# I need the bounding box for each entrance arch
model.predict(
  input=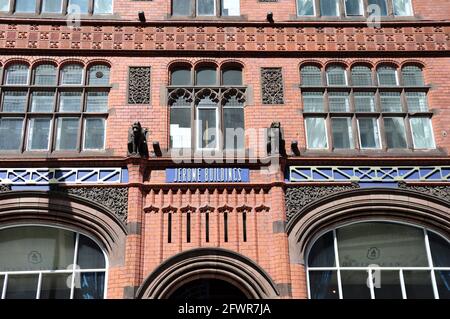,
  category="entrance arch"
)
[168,278,248,300]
